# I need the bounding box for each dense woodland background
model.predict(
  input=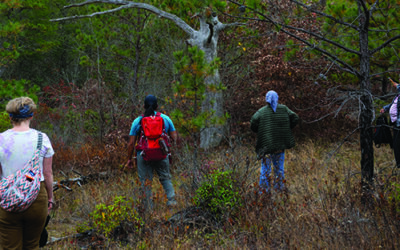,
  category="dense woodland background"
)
[1,0,400,248]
